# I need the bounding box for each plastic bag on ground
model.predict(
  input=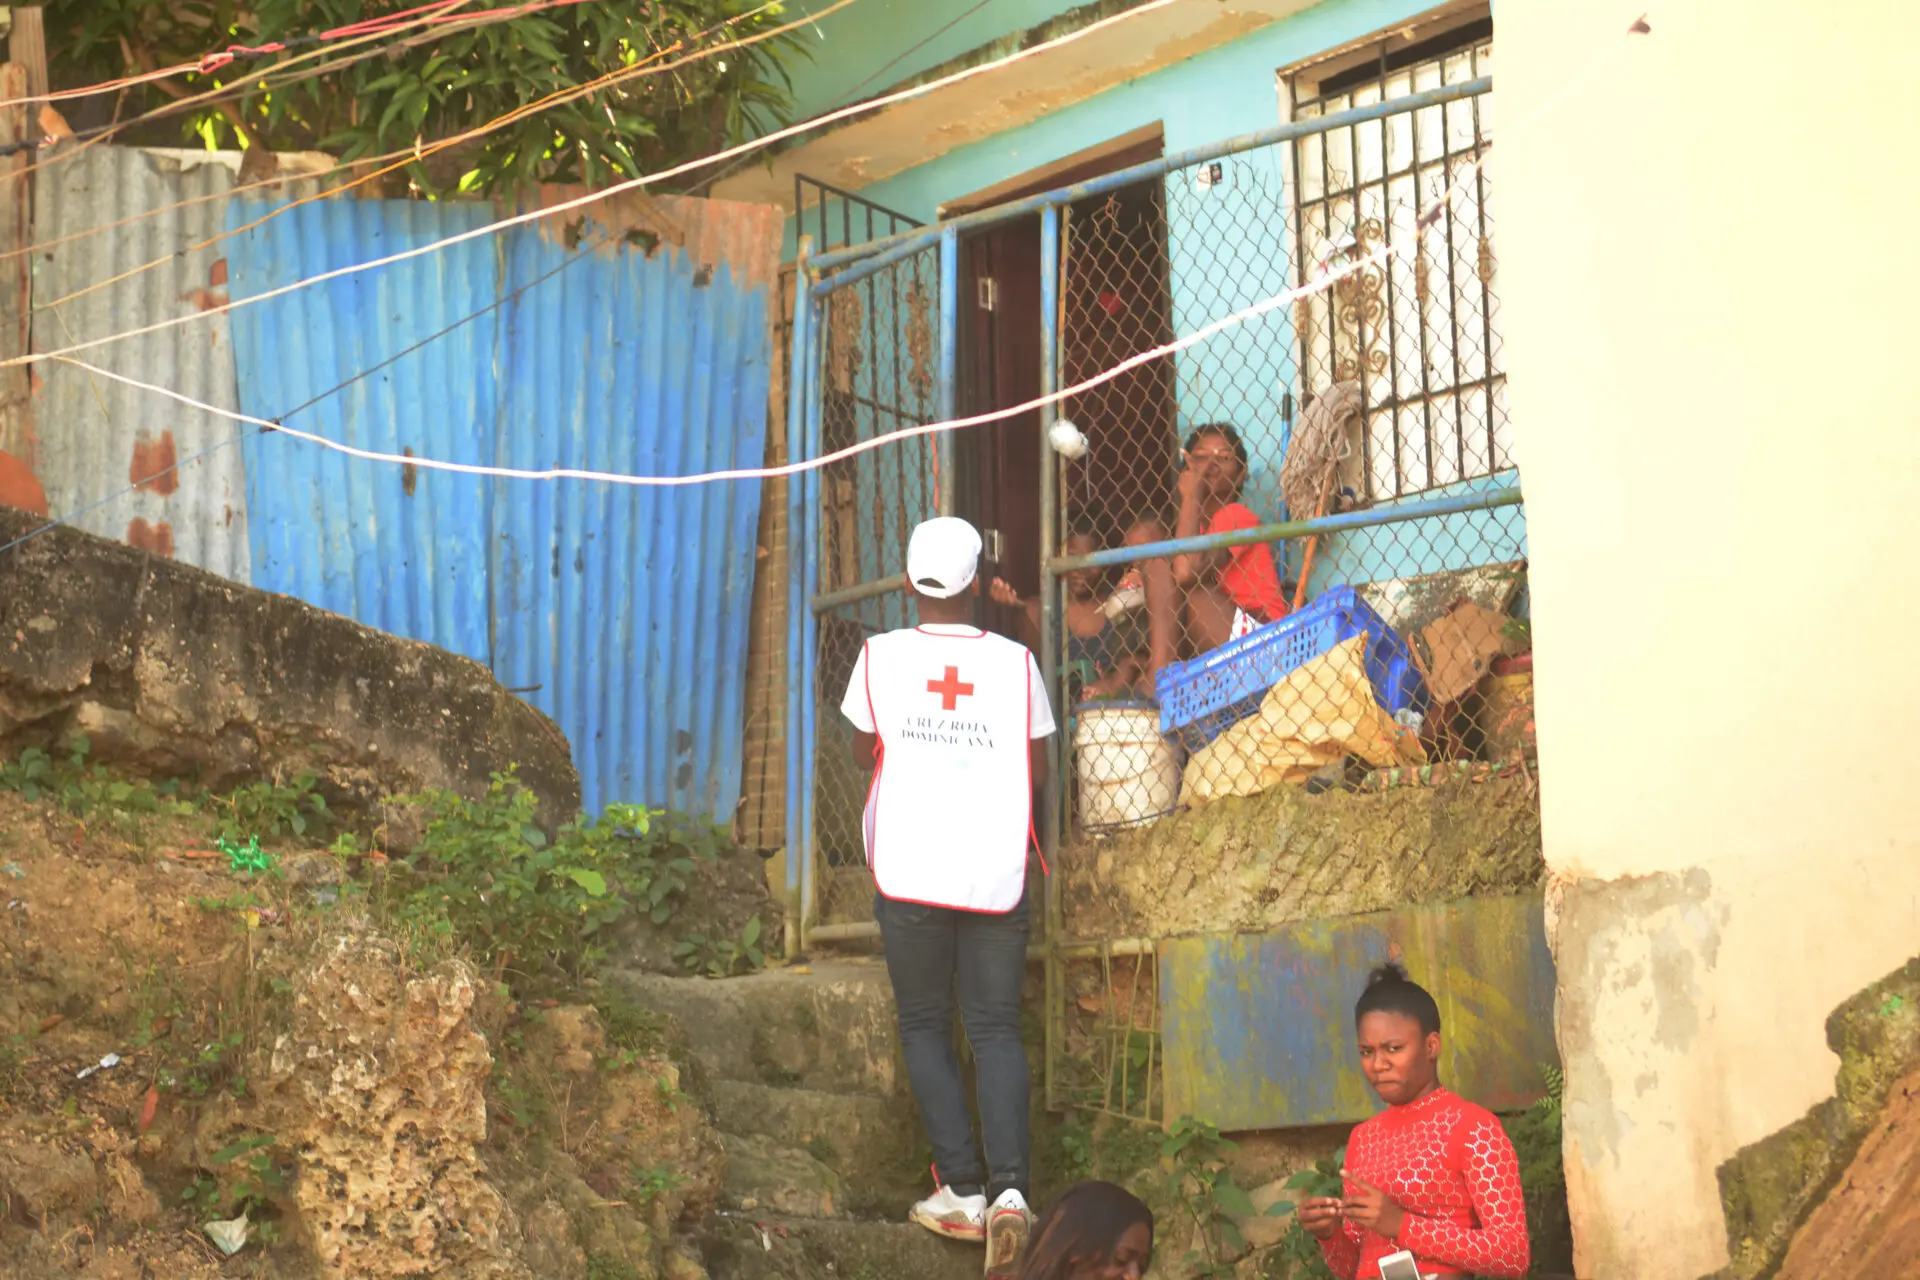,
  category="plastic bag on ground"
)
[1181,634,1426,806]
